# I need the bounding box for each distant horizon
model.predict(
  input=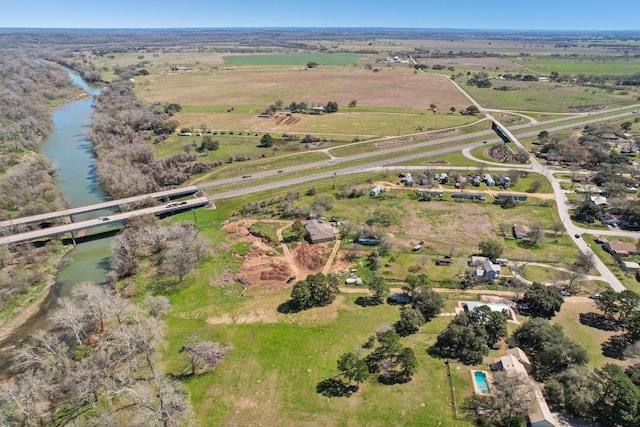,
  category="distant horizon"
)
[1,26,639,35]
[1,0,638,32]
